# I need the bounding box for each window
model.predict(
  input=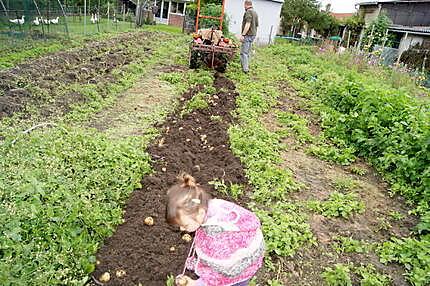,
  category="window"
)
[170,2,178,13]
[169,1,185,15]
[178,3,185,14]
